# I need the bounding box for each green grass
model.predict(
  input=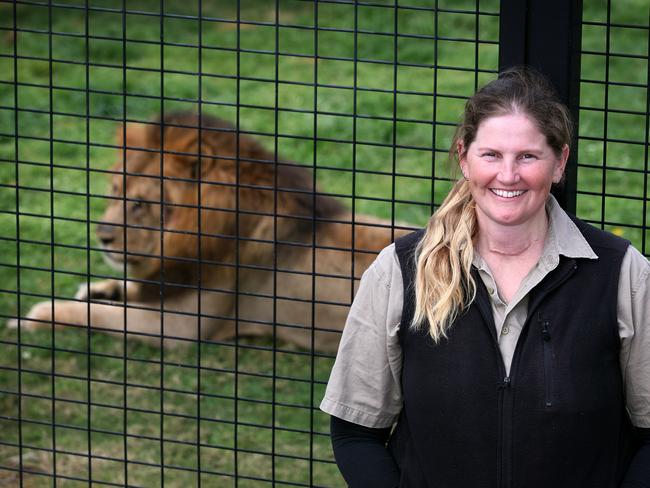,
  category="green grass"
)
[0,0,648,485]
[1,331,337,486]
